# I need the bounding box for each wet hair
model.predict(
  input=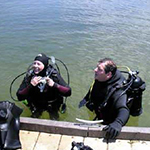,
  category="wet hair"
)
[98,58,117,75]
